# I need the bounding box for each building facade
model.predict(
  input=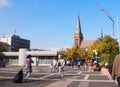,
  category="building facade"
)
[0,35,30,51]
[2,48,58,66]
